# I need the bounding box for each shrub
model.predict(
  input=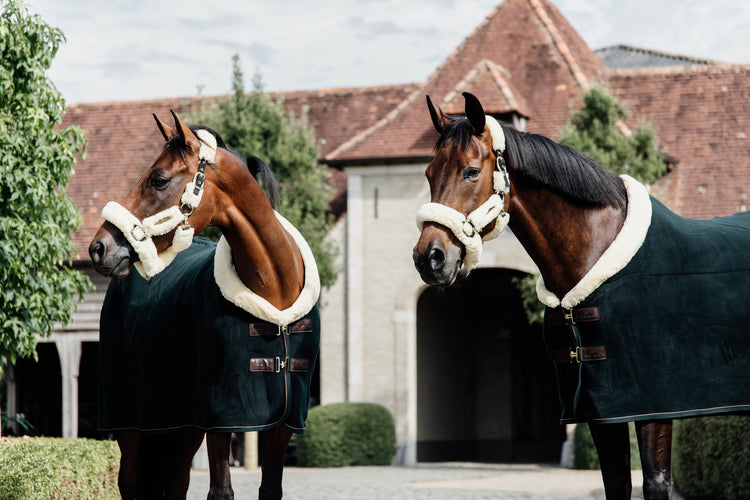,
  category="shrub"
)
[573,422,641,470]
[0,437,120,499]
[673,415,750,499]
[296,402,396,467]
